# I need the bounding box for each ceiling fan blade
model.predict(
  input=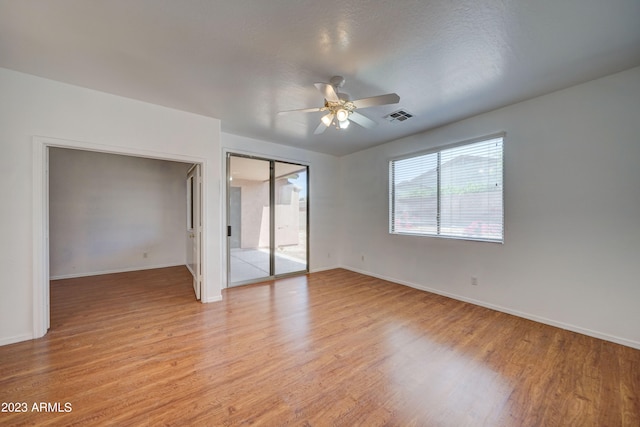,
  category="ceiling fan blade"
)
[348,111,377,129]
[352,93,400,109]
[314,83,341,102]
[313,122,328,135]
[278,106,323,114]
